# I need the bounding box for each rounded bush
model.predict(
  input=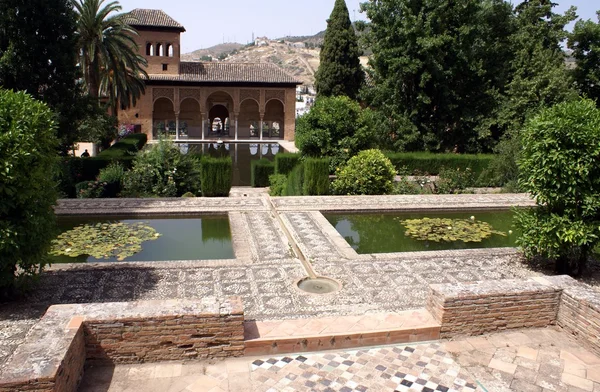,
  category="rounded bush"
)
[332,149,396,195]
